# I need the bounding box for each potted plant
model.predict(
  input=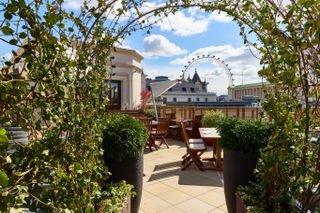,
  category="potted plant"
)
[202,110,225,128]
[202,110,225,145]
[102,113,148,213]
[215,117,271,213]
